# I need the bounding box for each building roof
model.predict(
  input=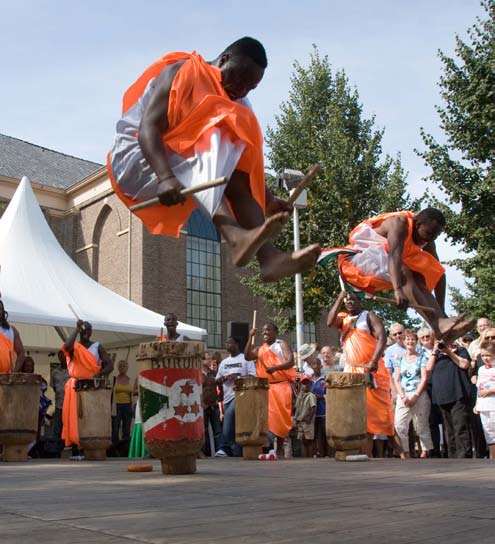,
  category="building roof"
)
[0,133,102,189]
